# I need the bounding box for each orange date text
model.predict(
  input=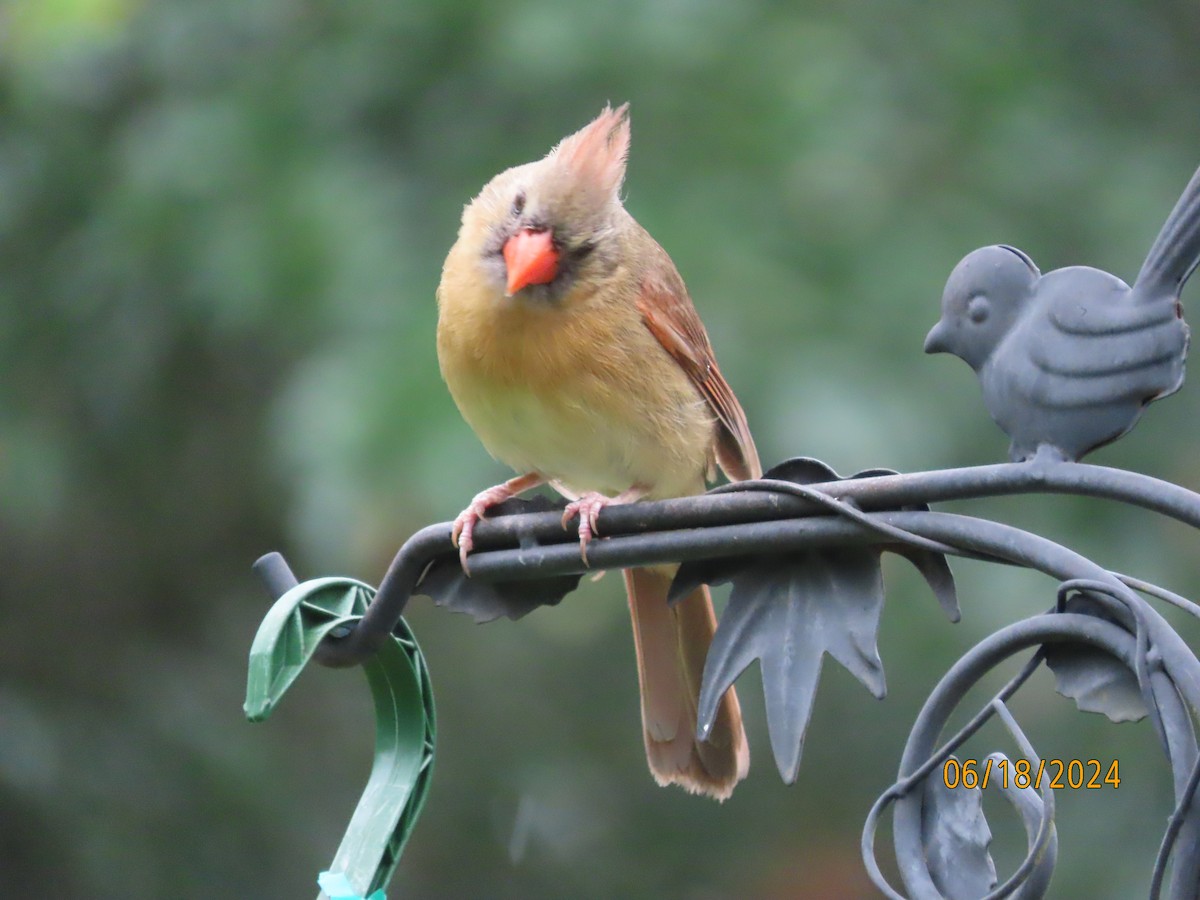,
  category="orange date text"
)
[942,757,1121,790]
